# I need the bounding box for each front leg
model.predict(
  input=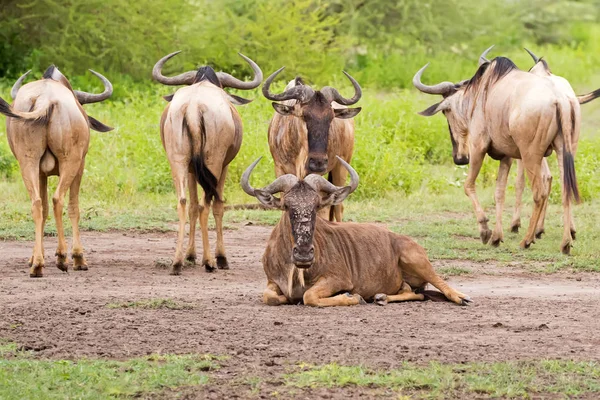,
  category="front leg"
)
[463,151,491,244]
[303,277,365,307]
[263,281,289,306]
